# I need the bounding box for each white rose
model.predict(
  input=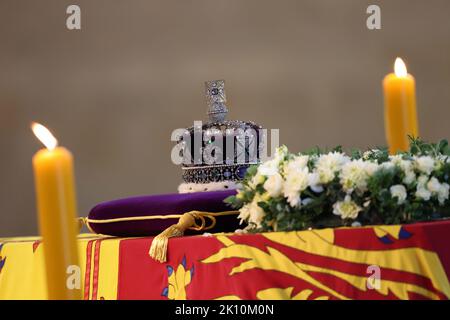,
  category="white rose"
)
[391,157,415,184]
[365,162,379,176]
[390,184,407,204]
[402,170,416,185]
[400,160,413,172]
[427,177,441,193]
[414,156,435,175]
[417,175,429,186]
[415,187,431,201]
[380,162,395,170]
[415,175,431,200]
[438,183,450,205]
[332,195,362,220]
[390,155,412,171]
[389,155,403,163]
[263,172,284,197]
